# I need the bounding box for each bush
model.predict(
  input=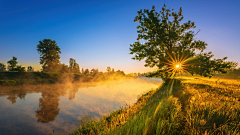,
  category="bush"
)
[0,80,16,86]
